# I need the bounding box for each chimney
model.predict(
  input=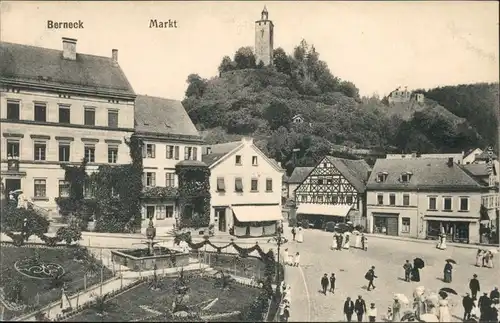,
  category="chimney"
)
[447,157,454,167]
[242,137,254,145]
[112,49,118,66]
[62,37,77,60]
[206,147,212,155]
